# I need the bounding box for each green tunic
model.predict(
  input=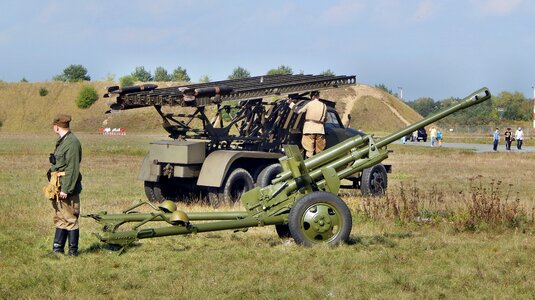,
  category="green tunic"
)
[50,131,82,195]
